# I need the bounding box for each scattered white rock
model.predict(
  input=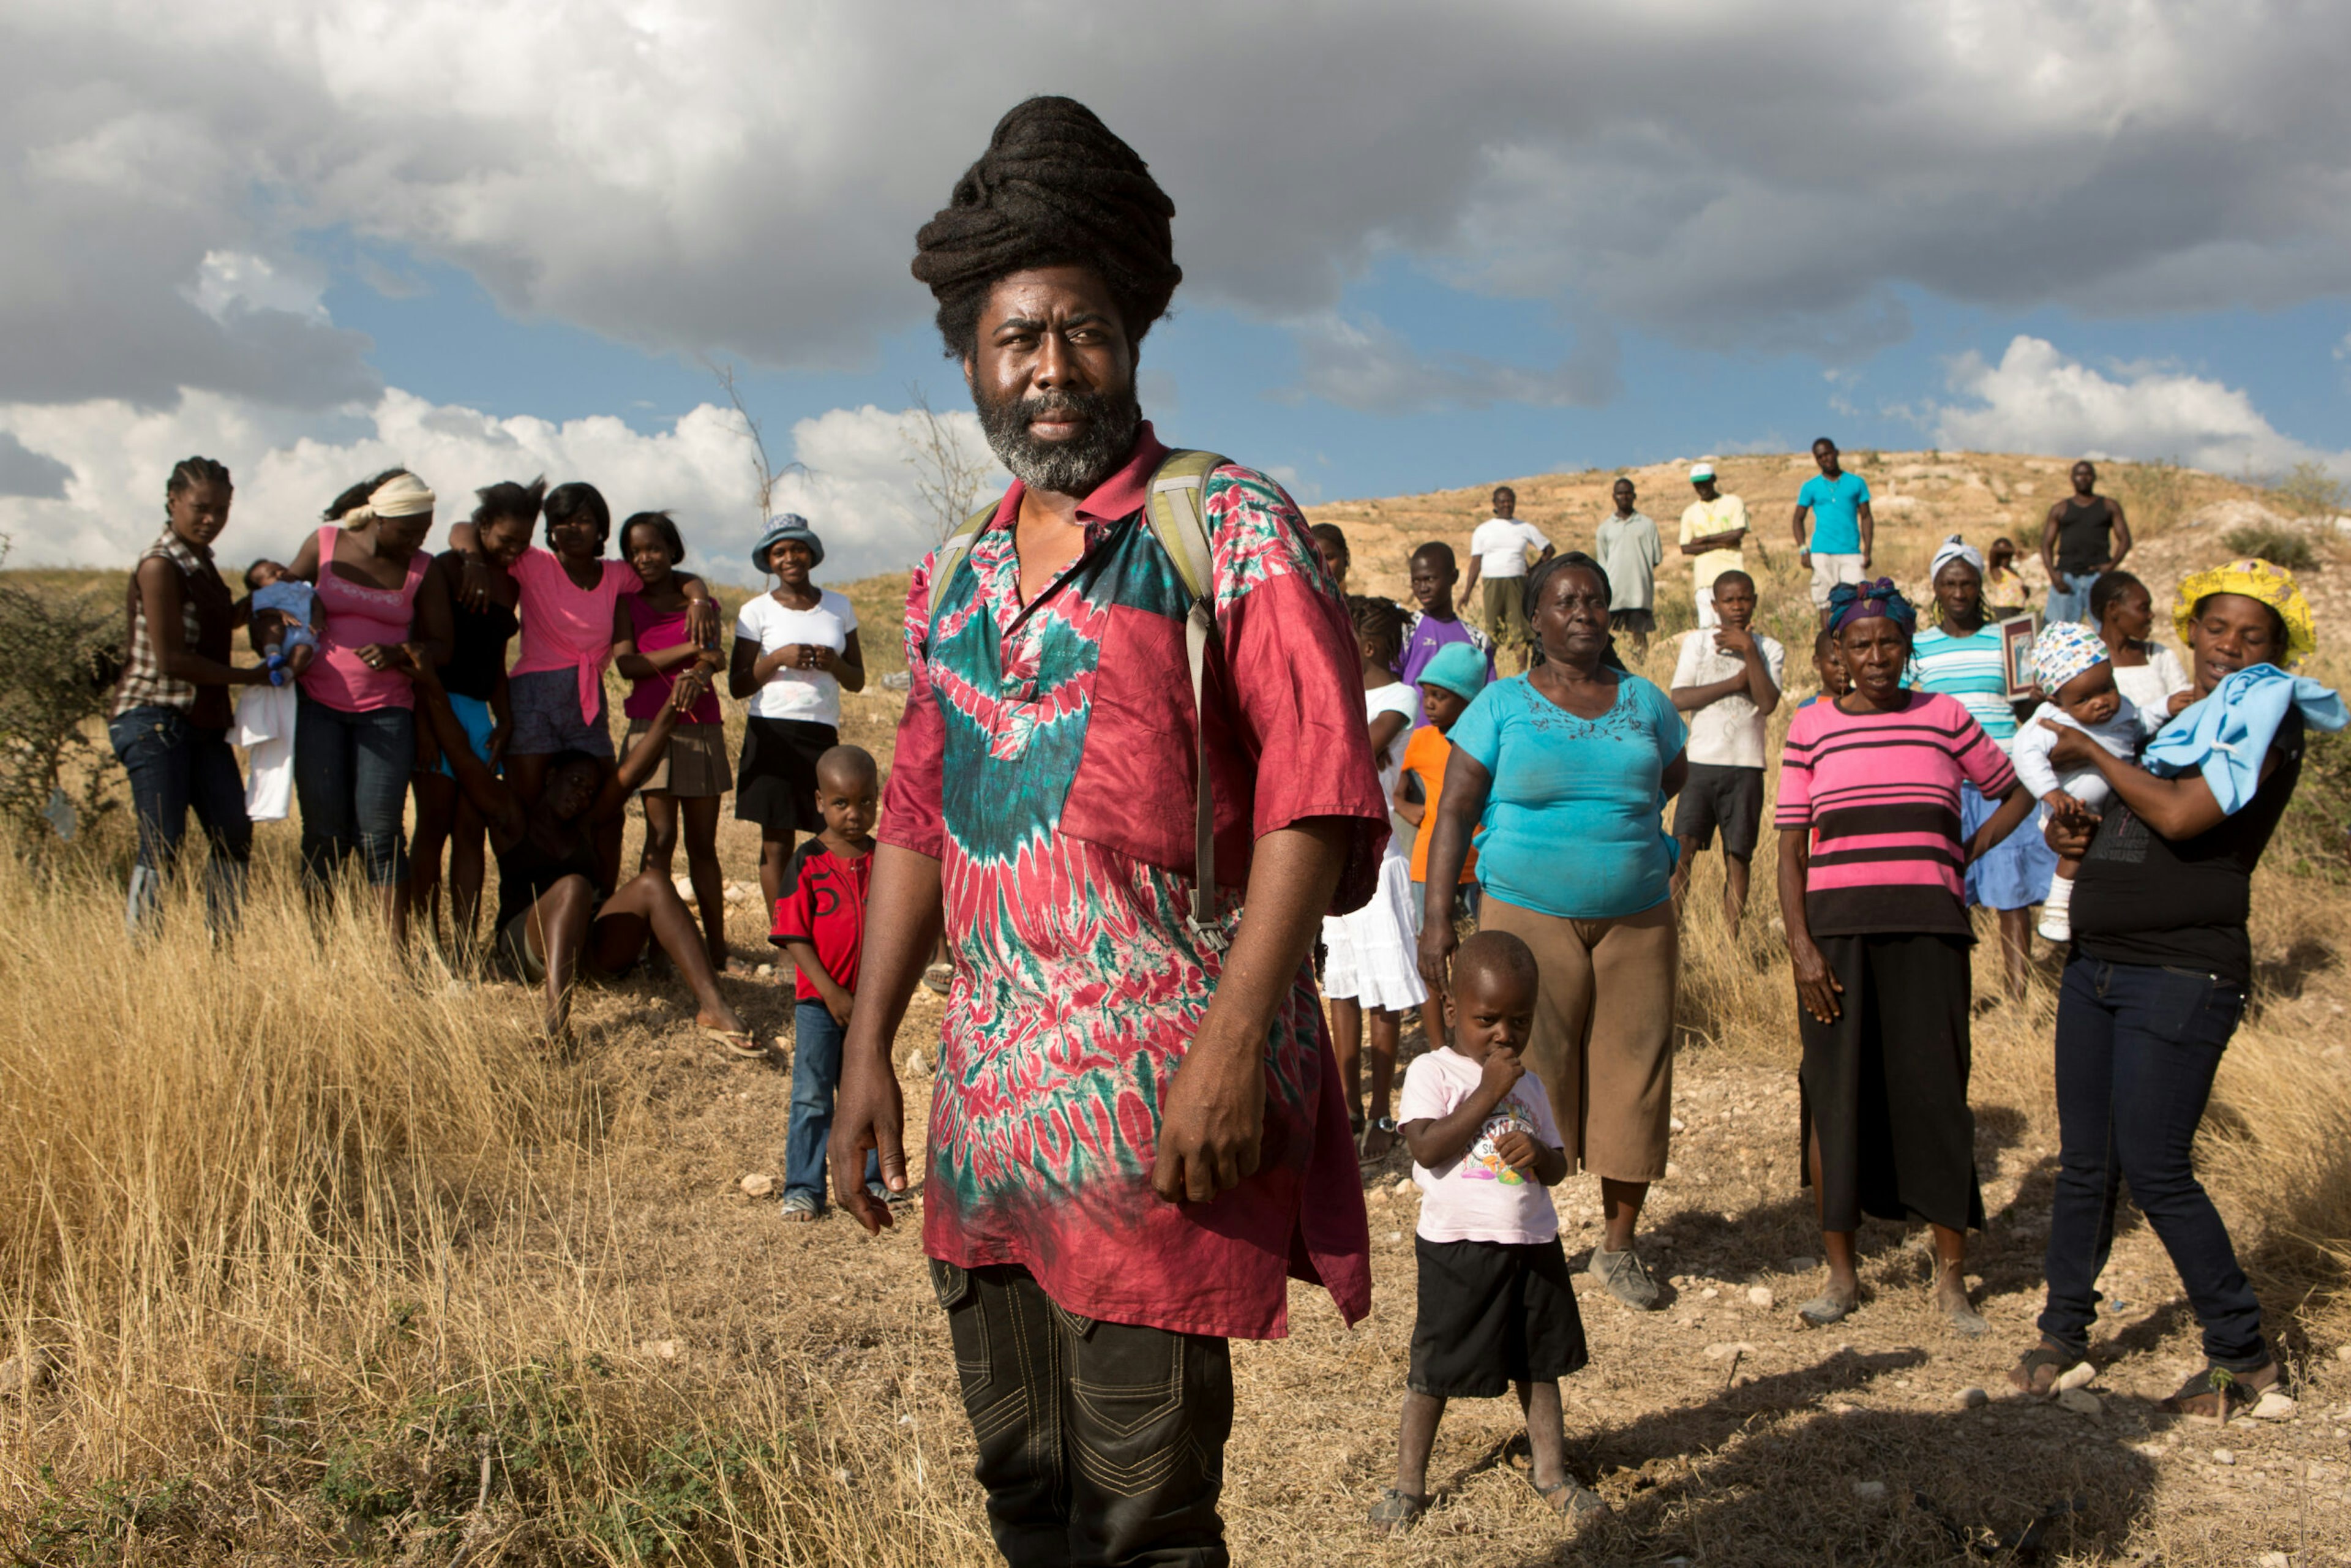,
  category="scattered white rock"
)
[2336,1345,2351,1364]
[755,963,775,978]
[1387,1231,1404,1244]
[2055,1361,2096,1393]
[2057,1388,2102,1418]
[739,1172,776,1198]
[724,884,748,904]
[1851,1480,1887,1501]
[1703,1341,1757,1361]
[833,1468,852,1486]
[1700,1287,1720,1300]
[2257,1553,2289,1568]
[1788,1256,1818,1274]
[2132,1441,2166,1458]
[2210,1448,2236,1466]
[1668,1116,1687,1132]
[1957,1387,1989,1409]
[648,1339,680,1362]
[2249,1390,2299,1421]
[1747,1286,1775,1309]
[1392,1177,1414,1195]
